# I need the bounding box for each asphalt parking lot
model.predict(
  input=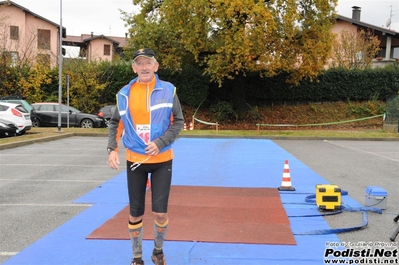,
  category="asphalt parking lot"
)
[0,136,118,264]
[0,136,398,264]
[274,139,399,244]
